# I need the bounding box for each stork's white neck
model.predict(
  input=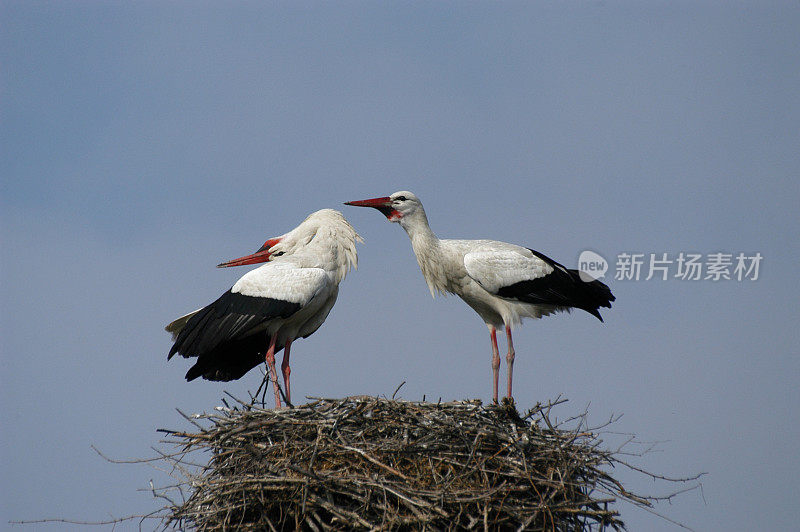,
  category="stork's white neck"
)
[399,207,435,242]
[398,207,450,296]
